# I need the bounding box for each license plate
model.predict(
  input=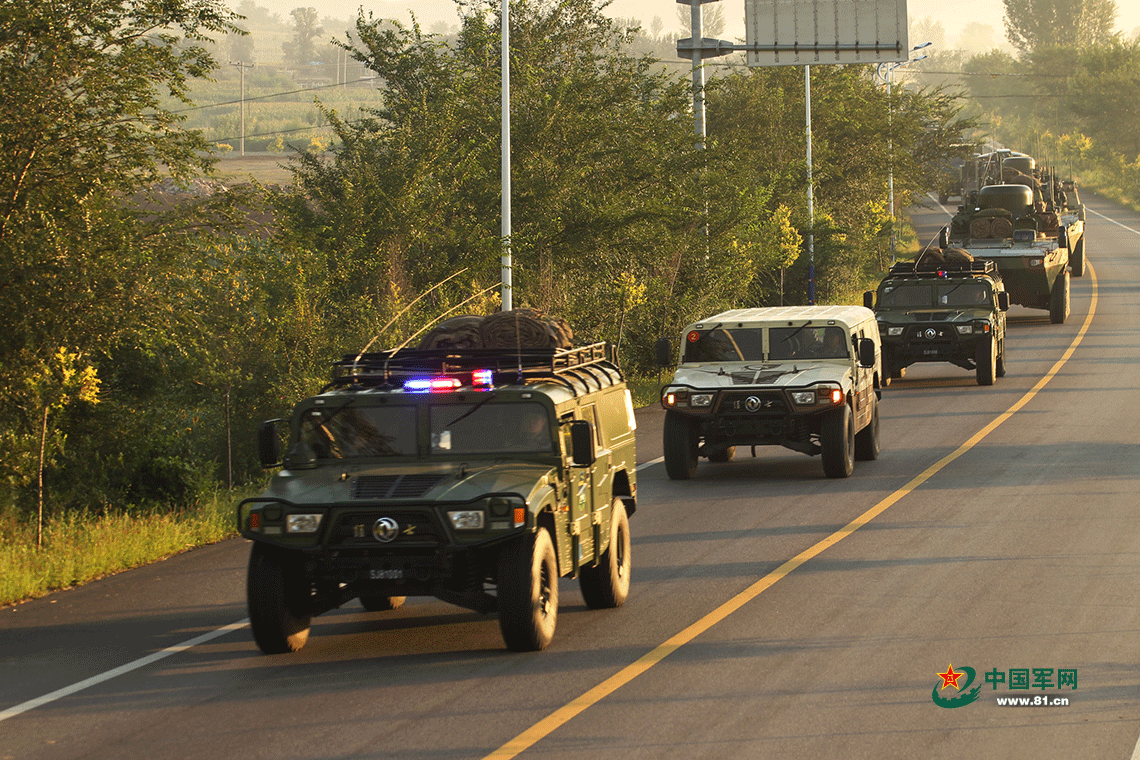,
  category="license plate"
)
[369,569,403,580]
[923,348,940,355]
